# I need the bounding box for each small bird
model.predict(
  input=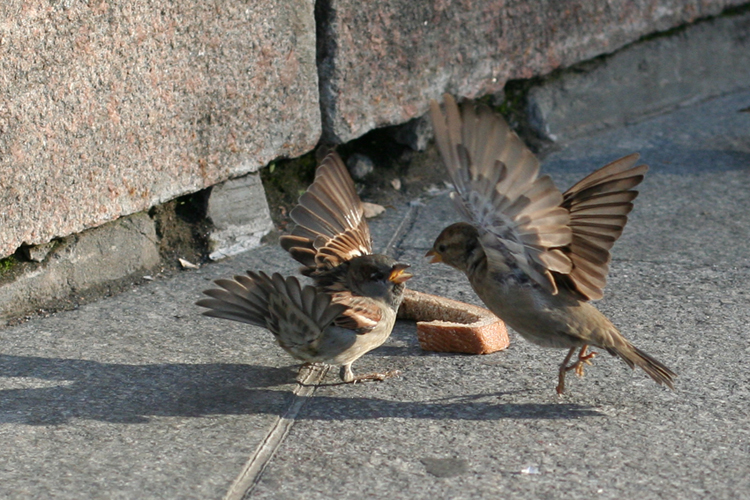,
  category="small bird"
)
[197,152,412,383]
[426,94,675,394]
